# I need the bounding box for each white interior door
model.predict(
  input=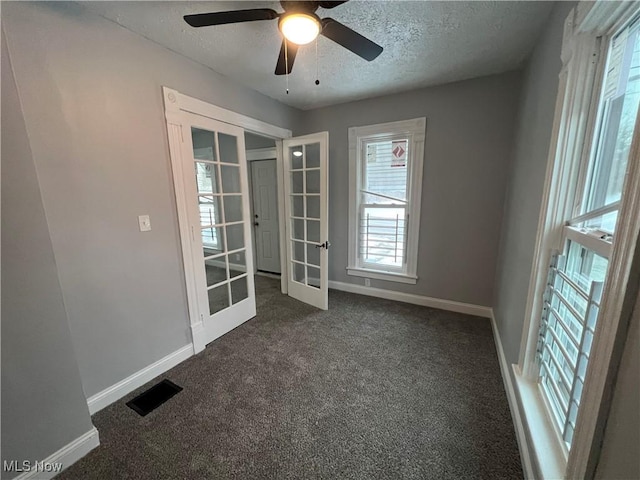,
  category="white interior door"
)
[283,132,329,310]
[251,159,281,273]
[183,113,256,347]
